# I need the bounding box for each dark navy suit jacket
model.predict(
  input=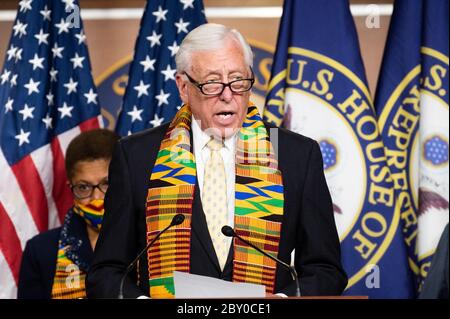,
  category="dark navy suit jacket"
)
[419,224,449,299]
[17,212,93,299]
[86,122,347,298]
